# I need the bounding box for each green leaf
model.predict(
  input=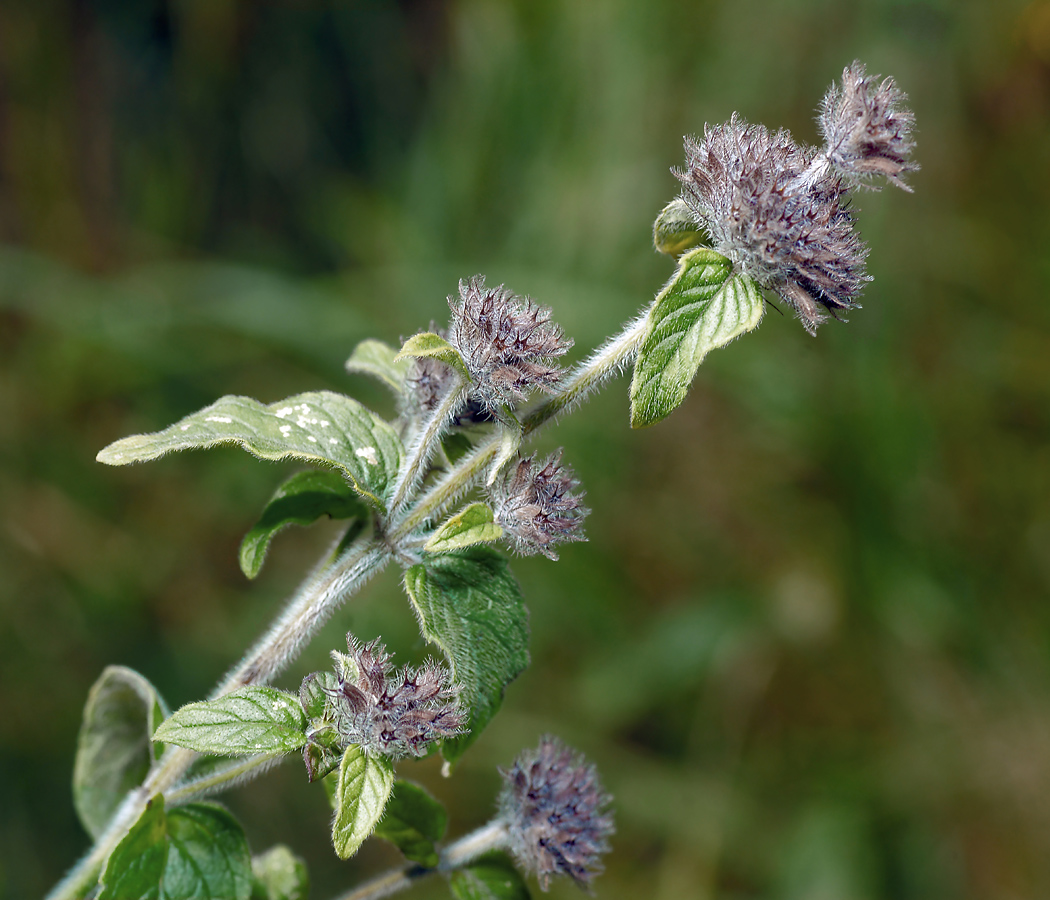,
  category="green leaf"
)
[302,740,341,783]
[394,332,471,382]
[344,338,411,393]
[154,687,307,756]
[97,391,403,512]
[331,745,395,859]
[450,853,531,900]
[298,670,338,721]
[630,248,765,428]
[425,503,503,554]
[250,845,309,900]
[373,780,448,867]
[403,548,530,765]
[240,469,366,579]
[74,666,170,839]
[652,197,707,257]
[99,796,252,900]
